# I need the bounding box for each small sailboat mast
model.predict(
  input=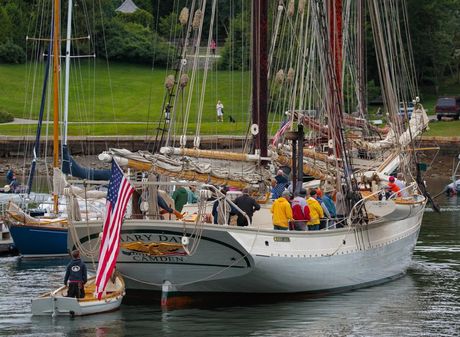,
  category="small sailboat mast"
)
[252,0,268,158]
[52,0,61,214]
[63,0,73,146]
[26,32,52,195]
